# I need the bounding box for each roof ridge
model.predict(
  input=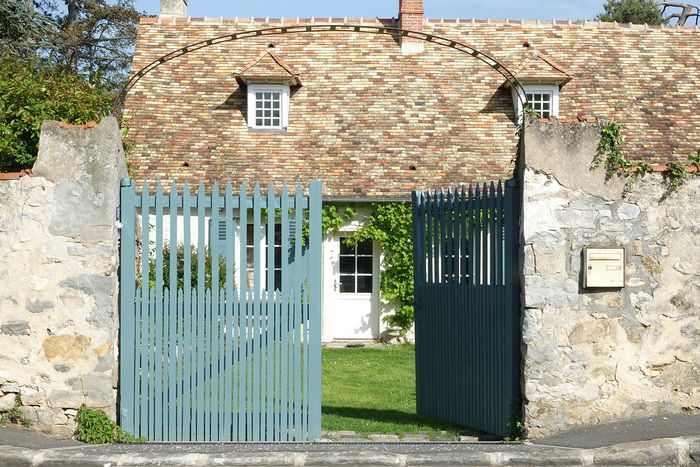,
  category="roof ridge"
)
[140,16,700,33]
